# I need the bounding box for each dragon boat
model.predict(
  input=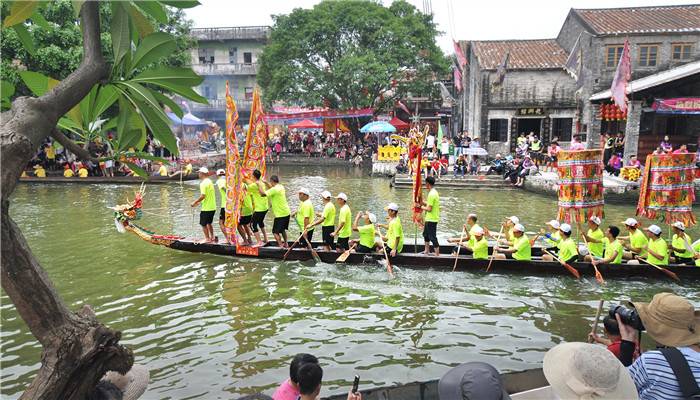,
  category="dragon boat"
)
[111,187,700,281]
[21,173,198,184]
